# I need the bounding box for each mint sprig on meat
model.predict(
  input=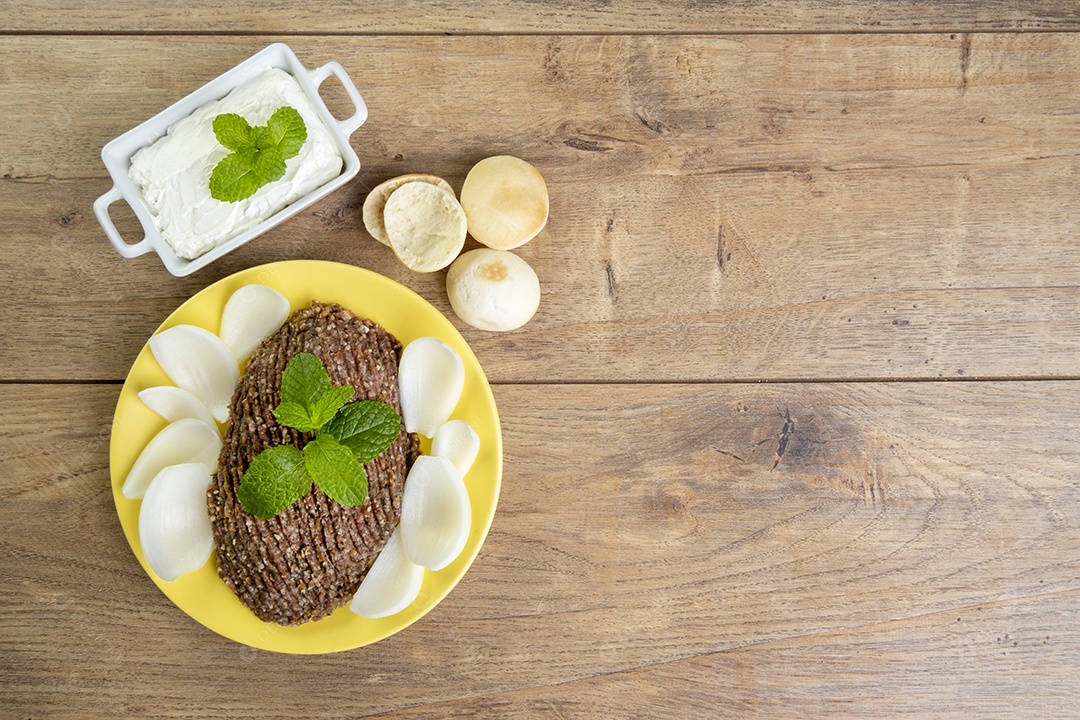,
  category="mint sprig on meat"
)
[208,107,307,203]
[238,353,402,520]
